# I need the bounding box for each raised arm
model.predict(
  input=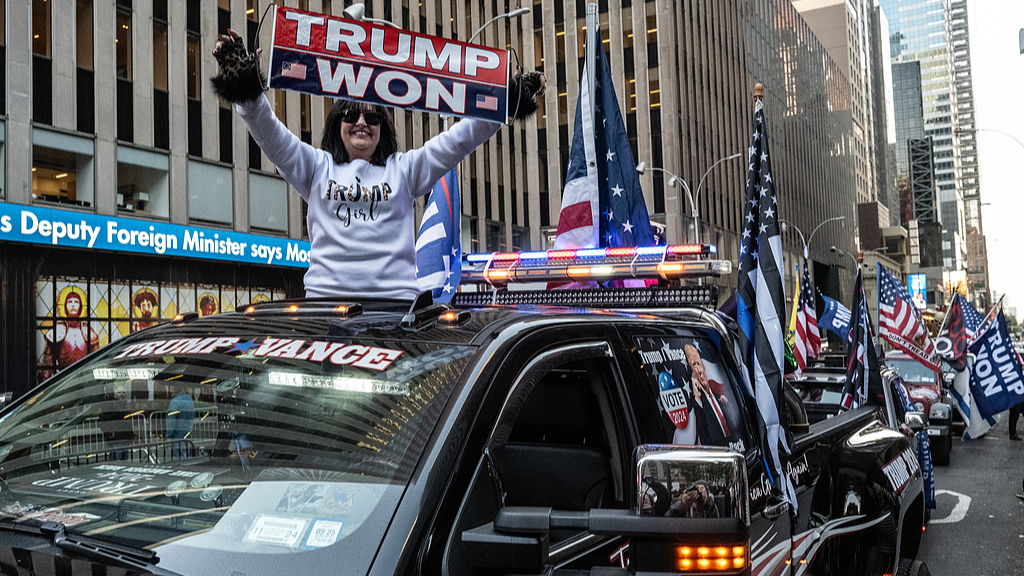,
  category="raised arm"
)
[236,95,322,198]
[212,29,323,198]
